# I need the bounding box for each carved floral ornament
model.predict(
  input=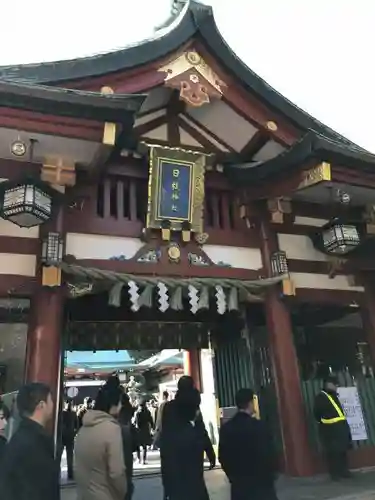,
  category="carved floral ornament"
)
[158,50,227,107]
